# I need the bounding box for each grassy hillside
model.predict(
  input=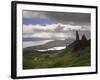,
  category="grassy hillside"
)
[23,46,90,69]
